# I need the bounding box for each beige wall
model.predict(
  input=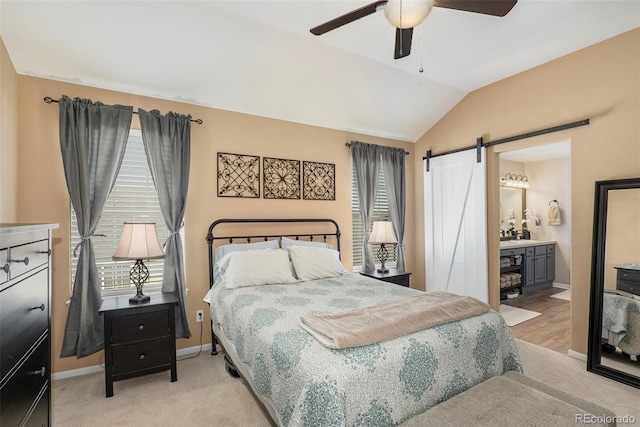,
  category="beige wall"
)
[604,189,640,290]
[525,157,571,285]
[15,76,415,373]
[0,38,18,222]
[414,28,640,354]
